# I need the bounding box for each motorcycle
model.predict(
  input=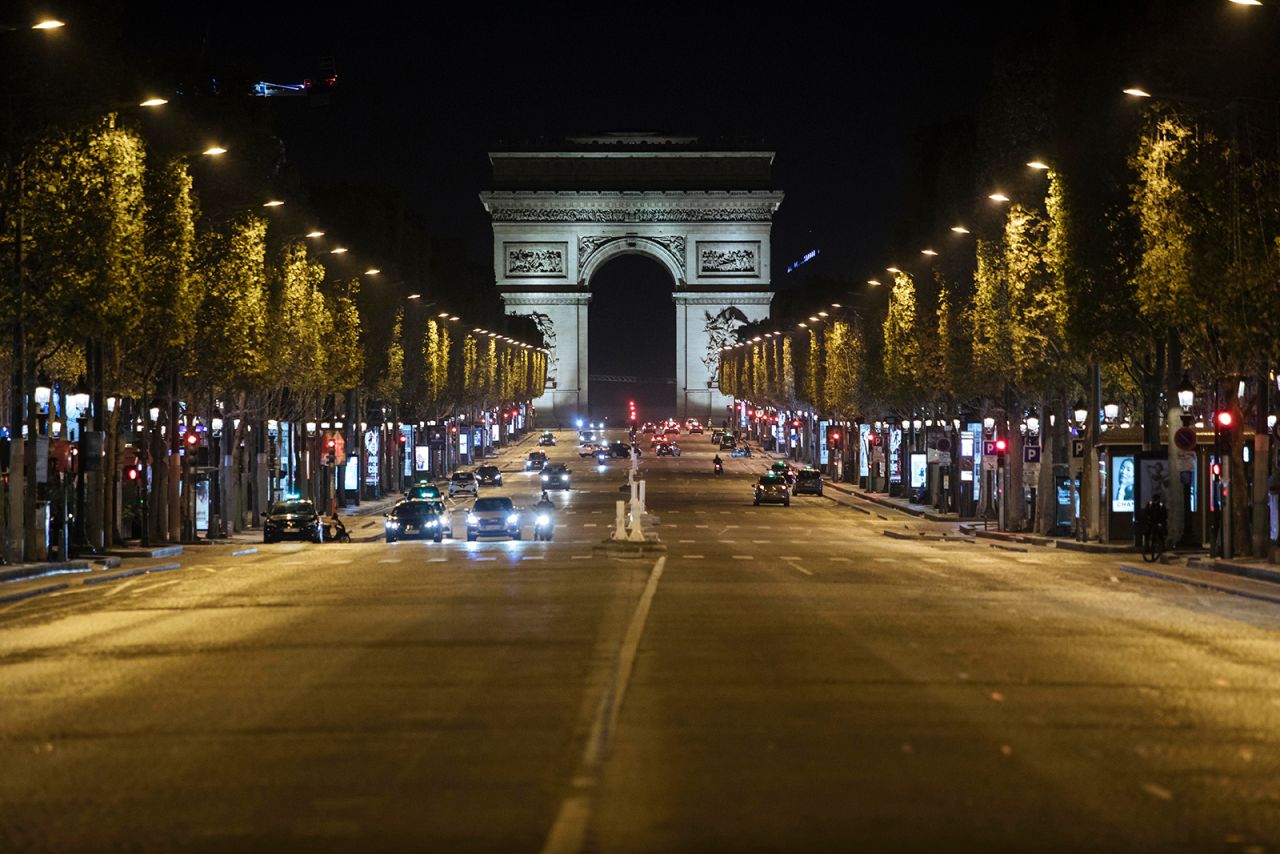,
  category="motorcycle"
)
[533,512,555,541]
[714,459,723,475]
[596,450,608,465]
